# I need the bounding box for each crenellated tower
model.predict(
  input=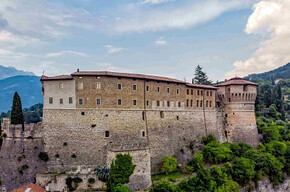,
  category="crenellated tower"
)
[216,77,259,148]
